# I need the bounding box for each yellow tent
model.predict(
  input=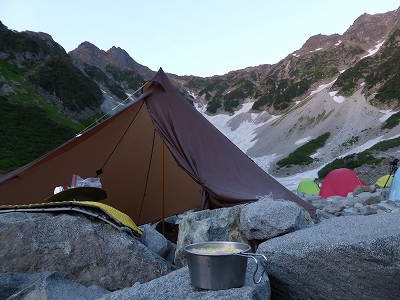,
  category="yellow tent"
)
[376,175,393,187]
